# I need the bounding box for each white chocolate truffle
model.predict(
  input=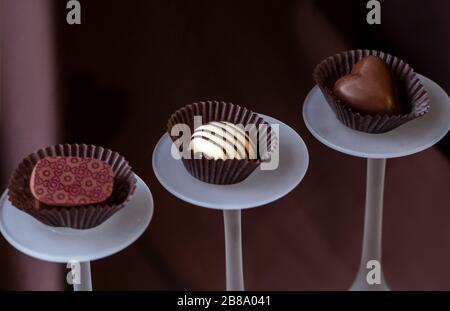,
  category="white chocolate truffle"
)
[189,121,257,160]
